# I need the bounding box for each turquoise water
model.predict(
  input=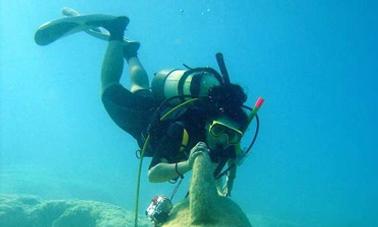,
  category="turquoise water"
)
[1,1,377,226]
